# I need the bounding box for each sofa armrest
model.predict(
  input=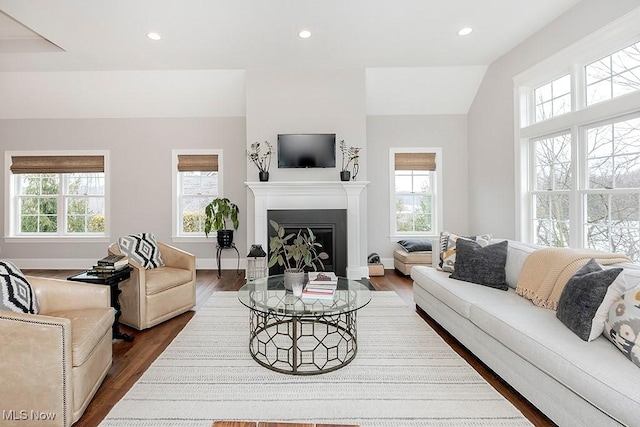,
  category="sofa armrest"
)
[0,310,73,426]
[26,276,111,314]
